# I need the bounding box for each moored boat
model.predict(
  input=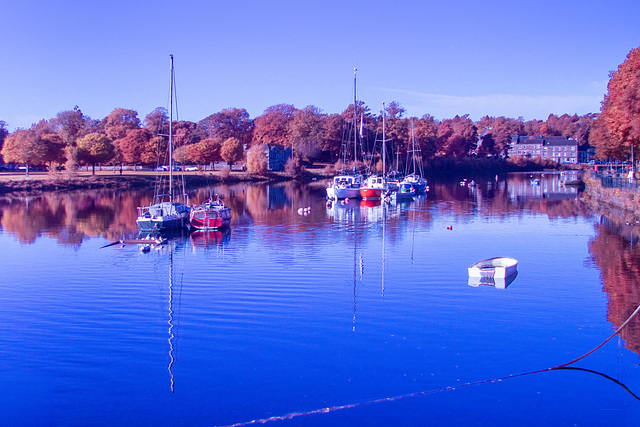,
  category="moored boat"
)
[391,182,416,200]
[327,69,364,200]
[137,196,190,231]
[136,54,190,232]
[327,173,363,200]
[468,257,518,279]
[189,195,231,230]
[403,119,428,192]
[360,175,387,200]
